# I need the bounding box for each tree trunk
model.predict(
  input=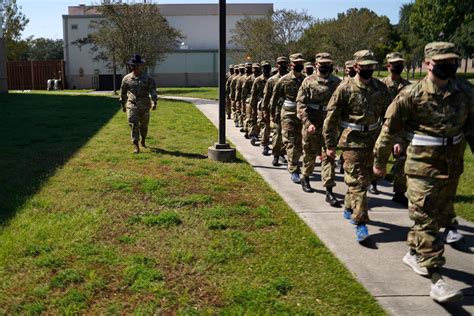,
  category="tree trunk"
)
[464,57,468,73]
